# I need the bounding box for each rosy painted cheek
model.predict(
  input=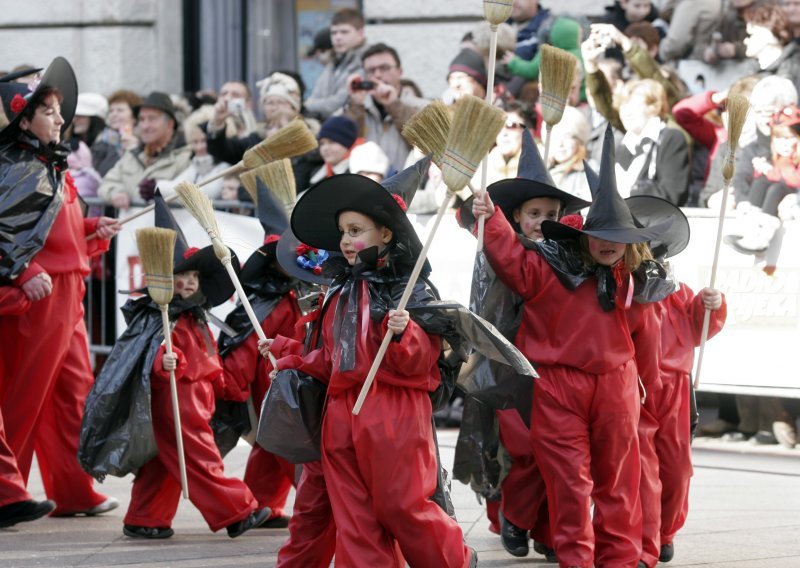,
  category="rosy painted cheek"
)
[353,241,365,251]
[176,281,185,291]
